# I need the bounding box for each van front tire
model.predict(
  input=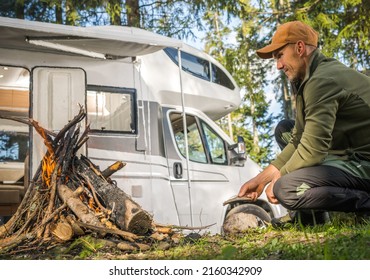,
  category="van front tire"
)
[222,204,271,234]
